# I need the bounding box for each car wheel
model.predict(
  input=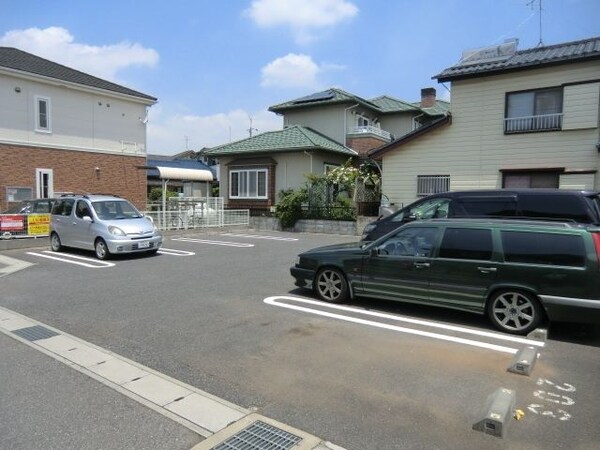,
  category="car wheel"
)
[50,232,62,252]
[487,290,543,335]
[146,249,159,256]
[94,238,111,260]
[315,267,349,303]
